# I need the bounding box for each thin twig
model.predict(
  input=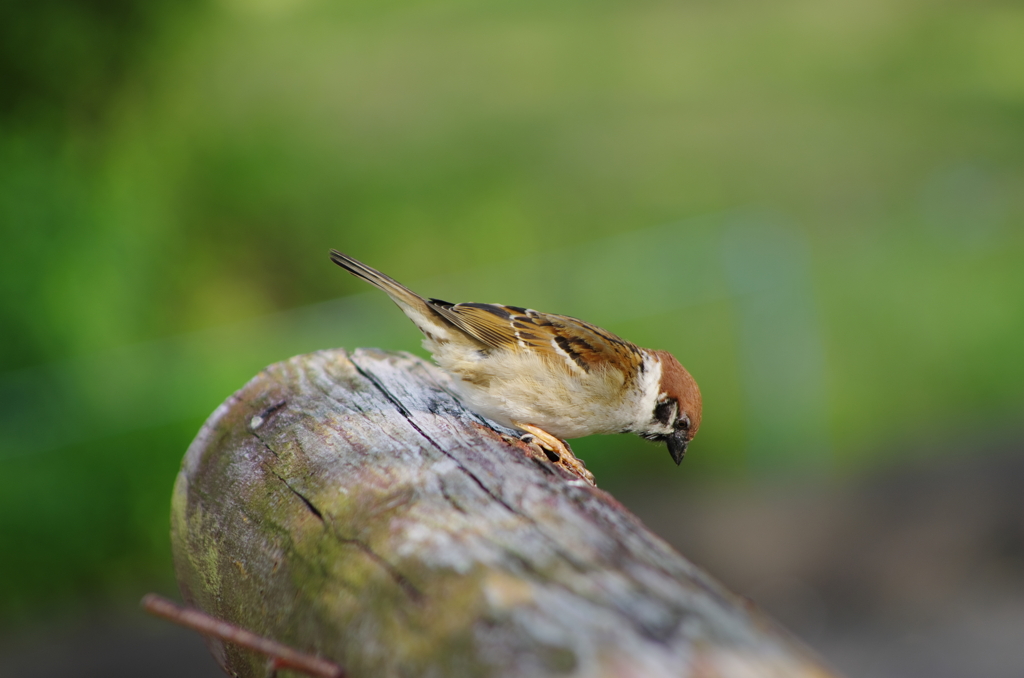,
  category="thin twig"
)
[142,593,344,678]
